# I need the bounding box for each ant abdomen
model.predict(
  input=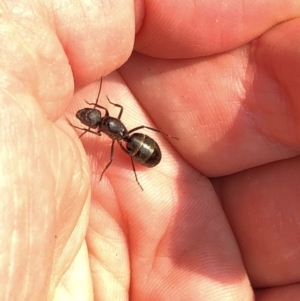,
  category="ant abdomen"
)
[125,133,162,167]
